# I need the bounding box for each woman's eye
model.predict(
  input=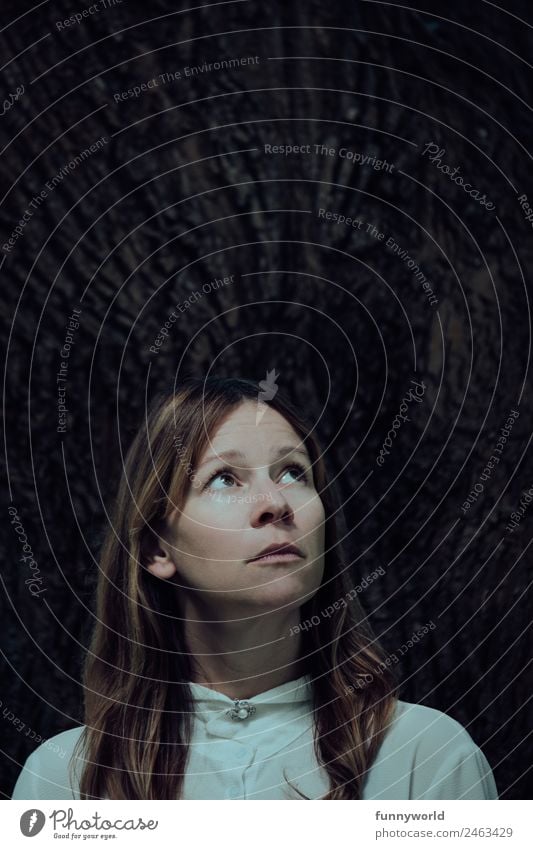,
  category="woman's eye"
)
[203,467,236,490]
[280,463,309,484]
